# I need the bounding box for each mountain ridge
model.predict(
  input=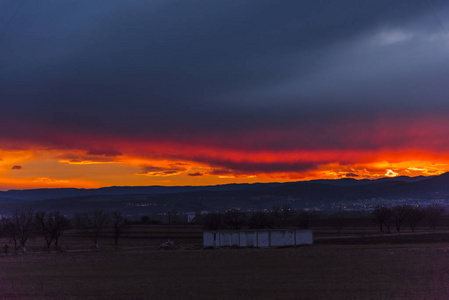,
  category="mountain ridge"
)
[1,173,447,215]
[0,174,434,201]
